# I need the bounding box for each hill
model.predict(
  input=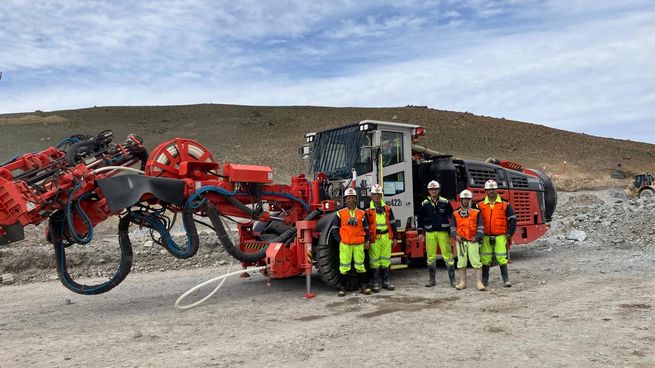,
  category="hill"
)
[1,104,653,191]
